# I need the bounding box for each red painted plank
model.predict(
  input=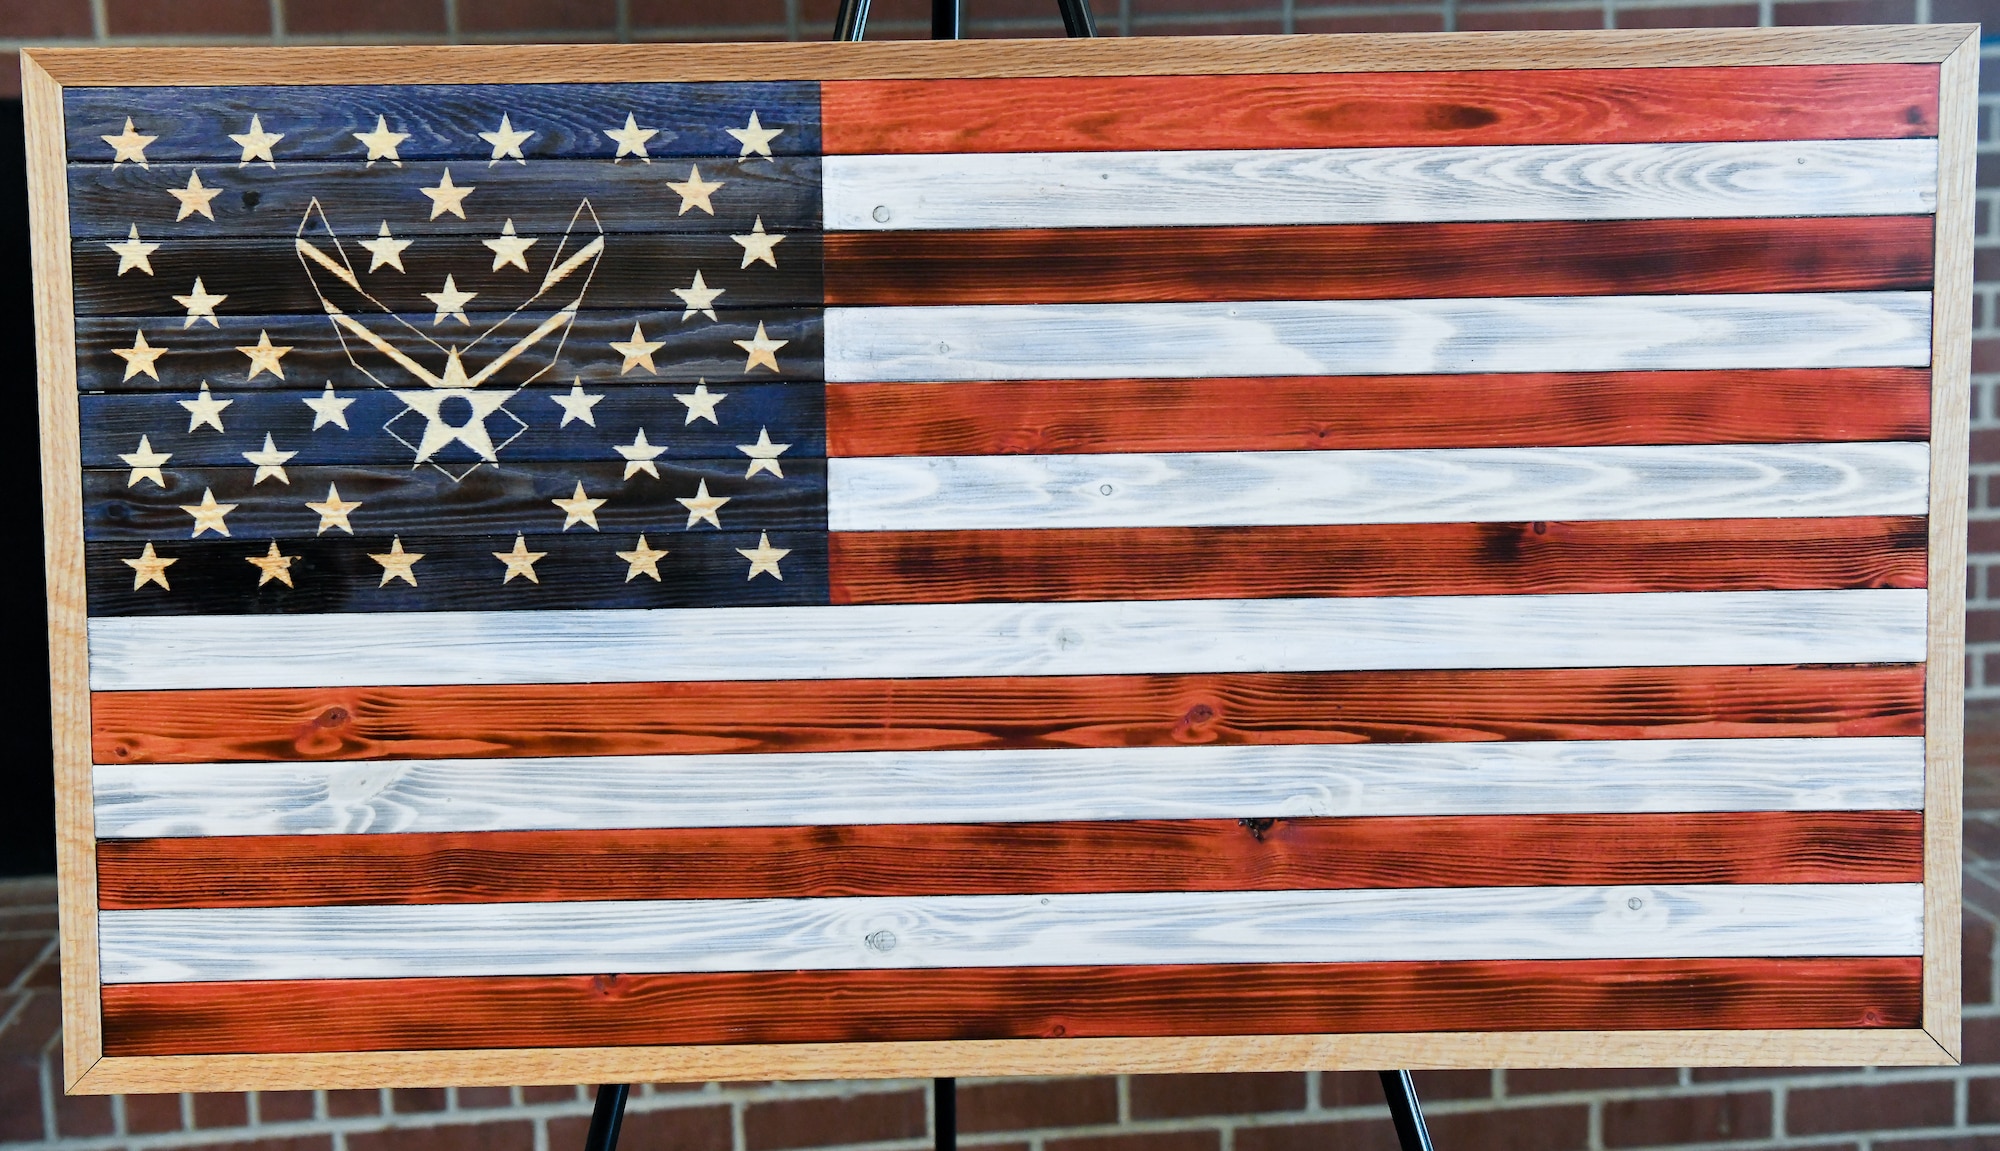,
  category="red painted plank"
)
[822,218,1934,305]
[91,664,1925,765]
[95,812,1925,910]
[101,957,1923,1055]
[824,369,1931,457]
[827,517,1926,605]
[820,66,1939,154]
